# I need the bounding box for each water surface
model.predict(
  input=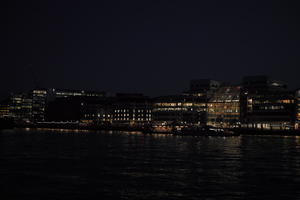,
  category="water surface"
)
[1,129,300,200]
